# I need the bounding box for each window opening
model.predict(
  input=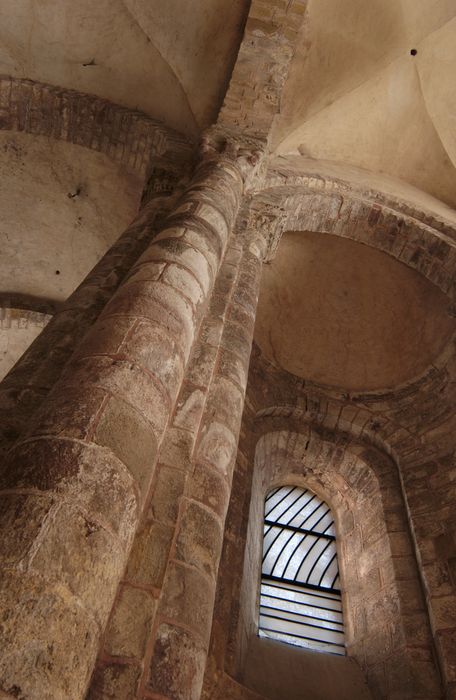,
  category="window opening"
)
[259,485,345,655]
